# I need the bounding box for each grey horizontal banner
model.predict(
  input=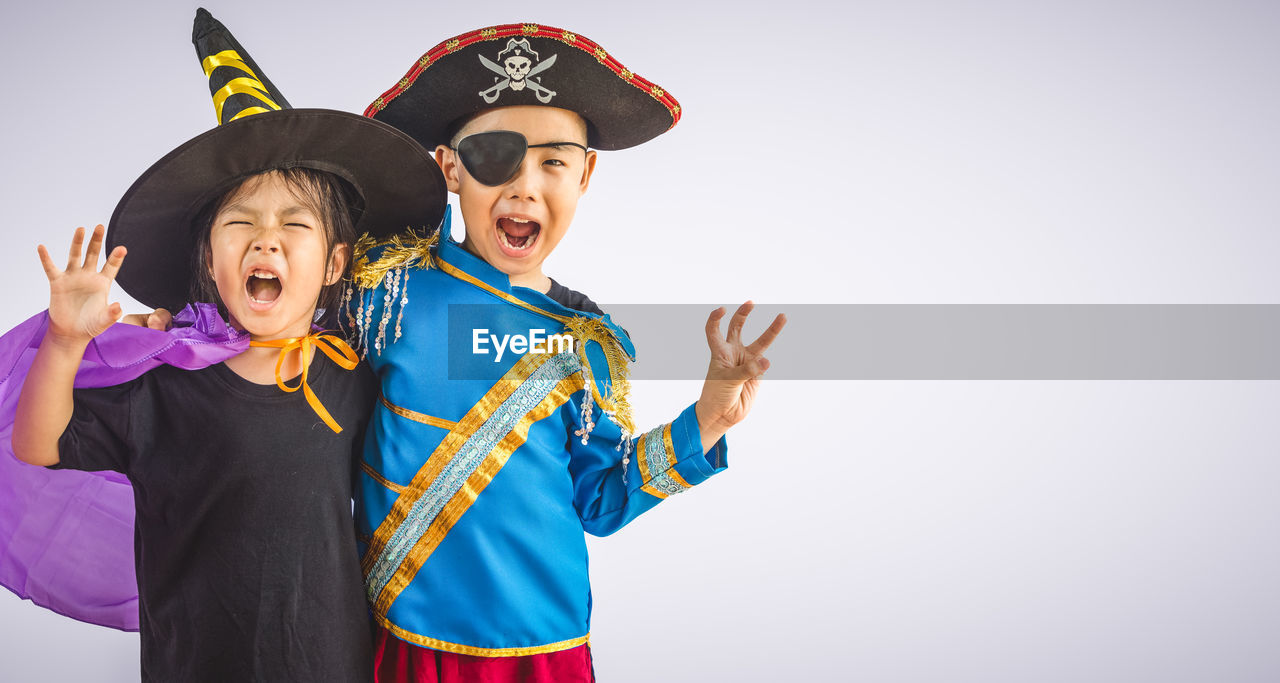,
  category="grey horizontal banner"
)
[590,304,1280,380]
